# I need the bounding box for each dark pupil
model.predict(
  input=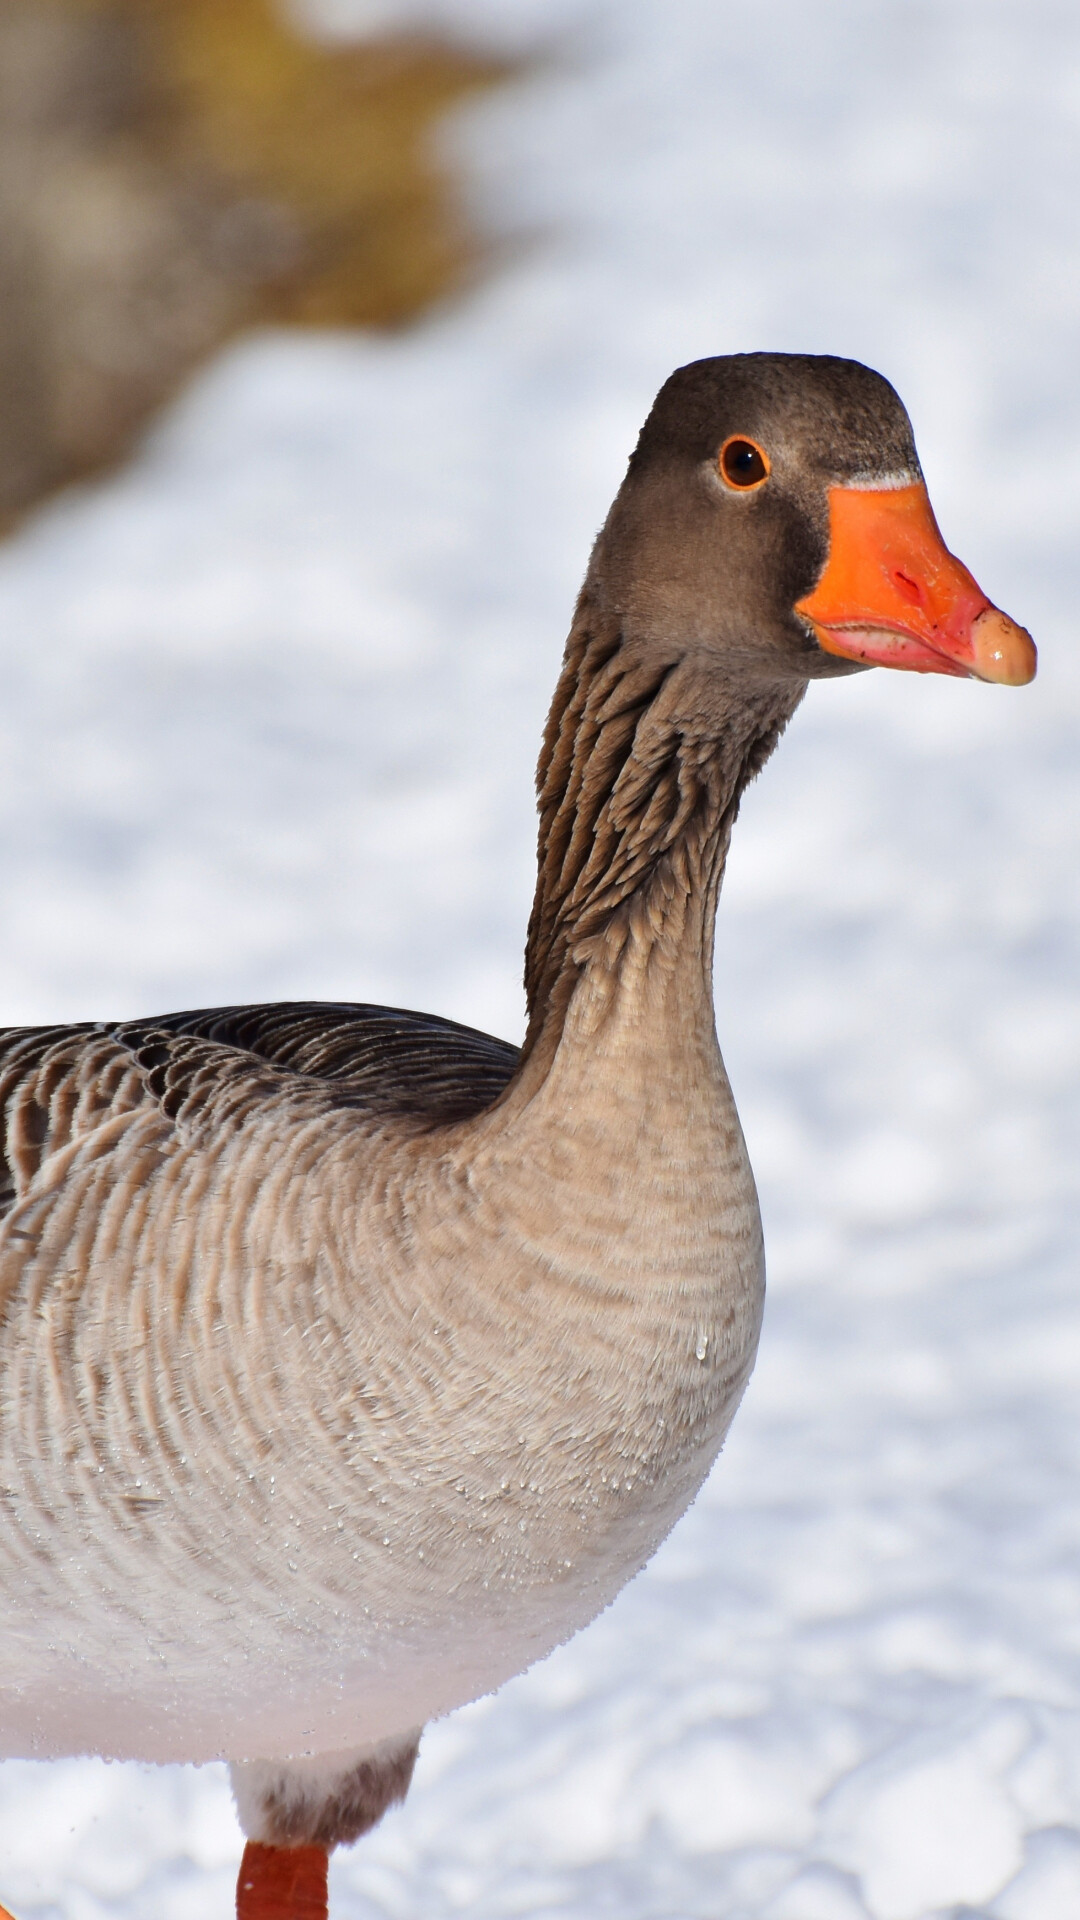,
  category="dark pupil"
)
[722,439,766,486]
